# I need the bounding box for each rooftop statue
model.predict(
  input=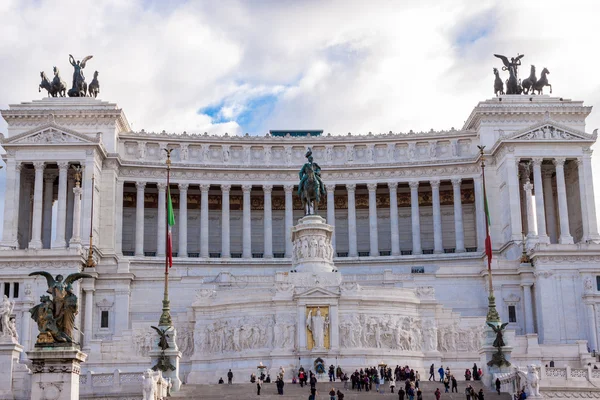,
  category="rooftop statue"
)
[68,54,93,97]
[493,53,552,96]
[298,147,325,215]
[29,271,92,346]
